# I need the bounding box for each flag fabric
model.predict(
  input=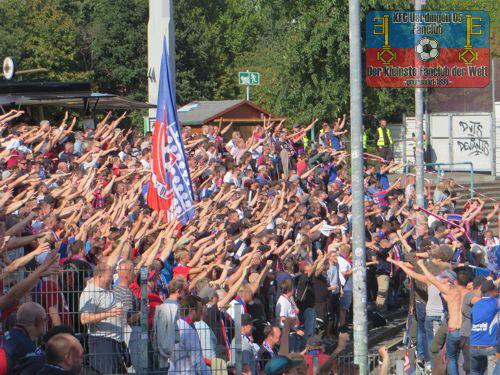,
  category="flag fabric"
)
[447,214,463,222]
[403,349,411,373]
[147,36,195,224]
